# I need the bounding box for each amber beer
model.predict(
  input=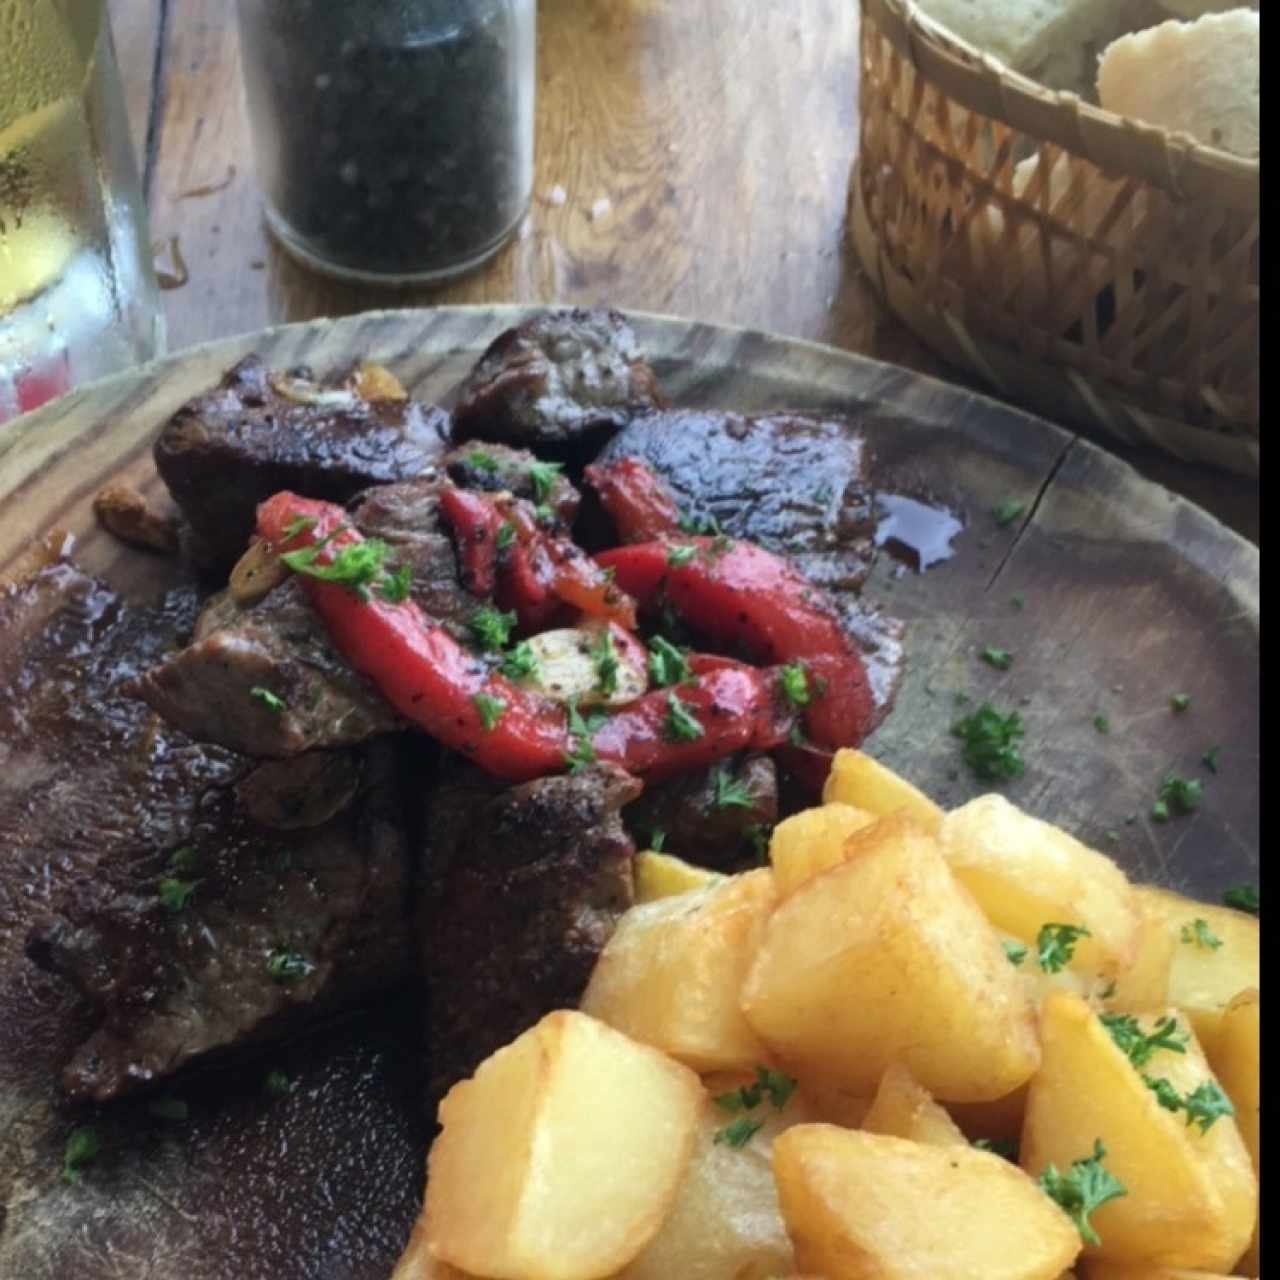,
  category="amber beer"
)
[0,0,162,423]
